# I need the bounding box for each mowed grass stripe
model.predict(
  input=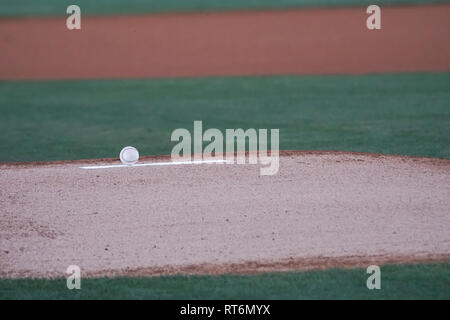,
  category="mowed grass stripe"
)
[1,262,449,299]
[0,72,449,162]
[0,0,445,17]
